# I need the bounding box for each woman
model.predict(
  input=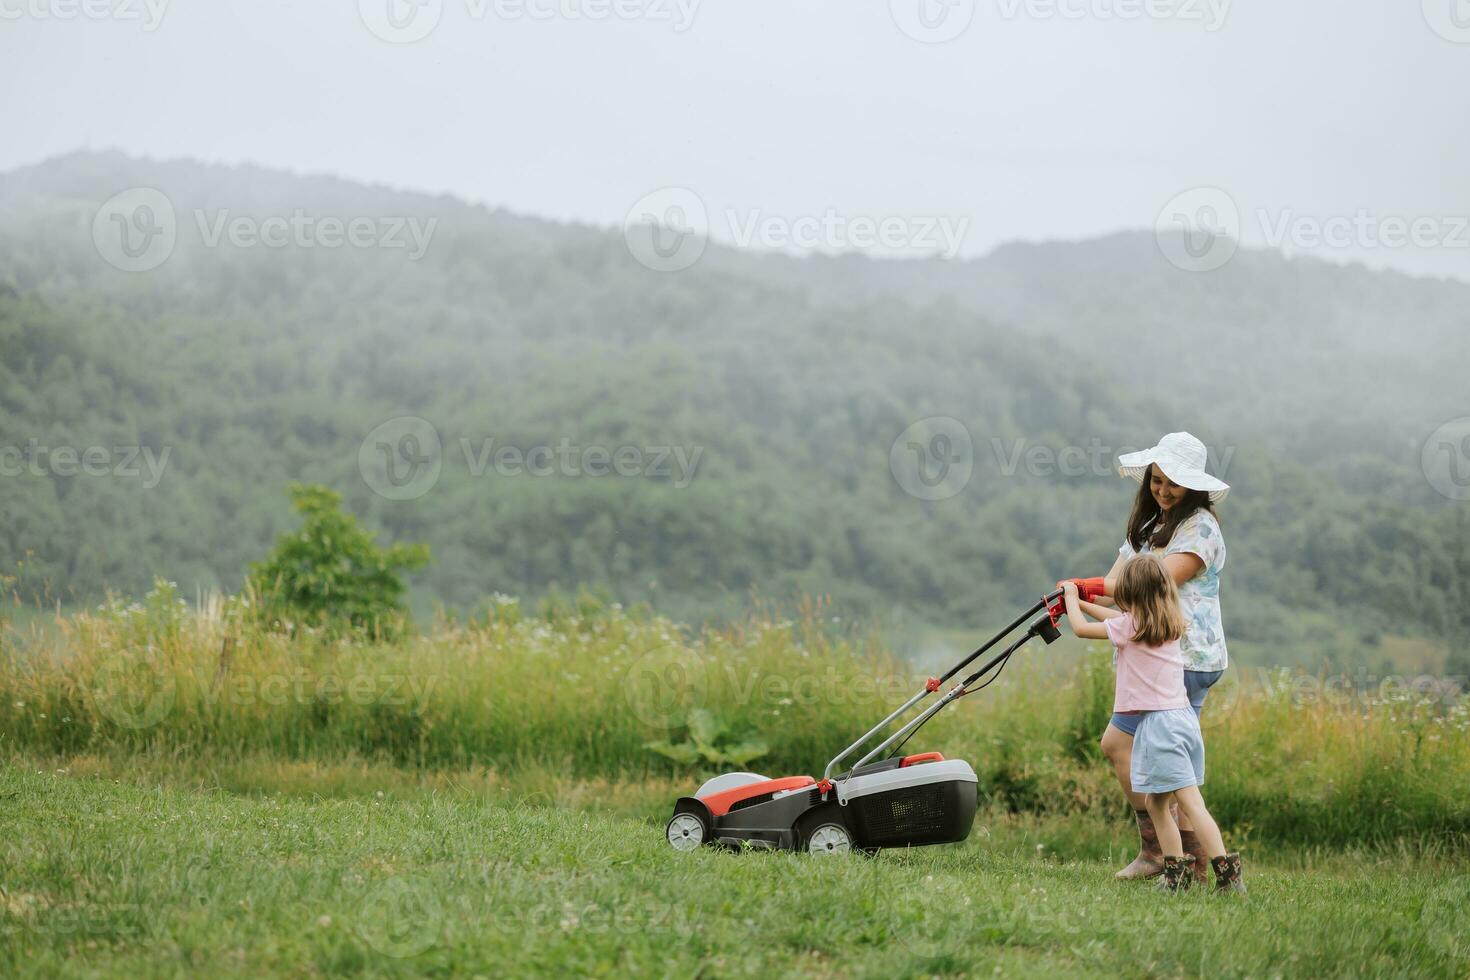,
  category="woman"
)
[1064,431,1230,881]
